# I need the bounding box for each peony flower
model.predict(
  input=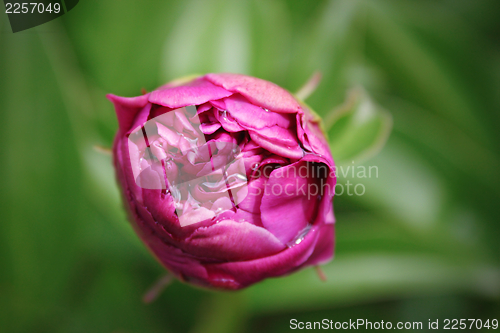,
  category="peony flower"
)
[108,73,336,290]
